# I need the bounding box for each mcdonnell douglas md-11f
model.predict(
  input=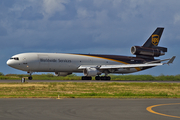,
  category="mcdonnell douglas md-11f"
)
[7,27,175,80]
